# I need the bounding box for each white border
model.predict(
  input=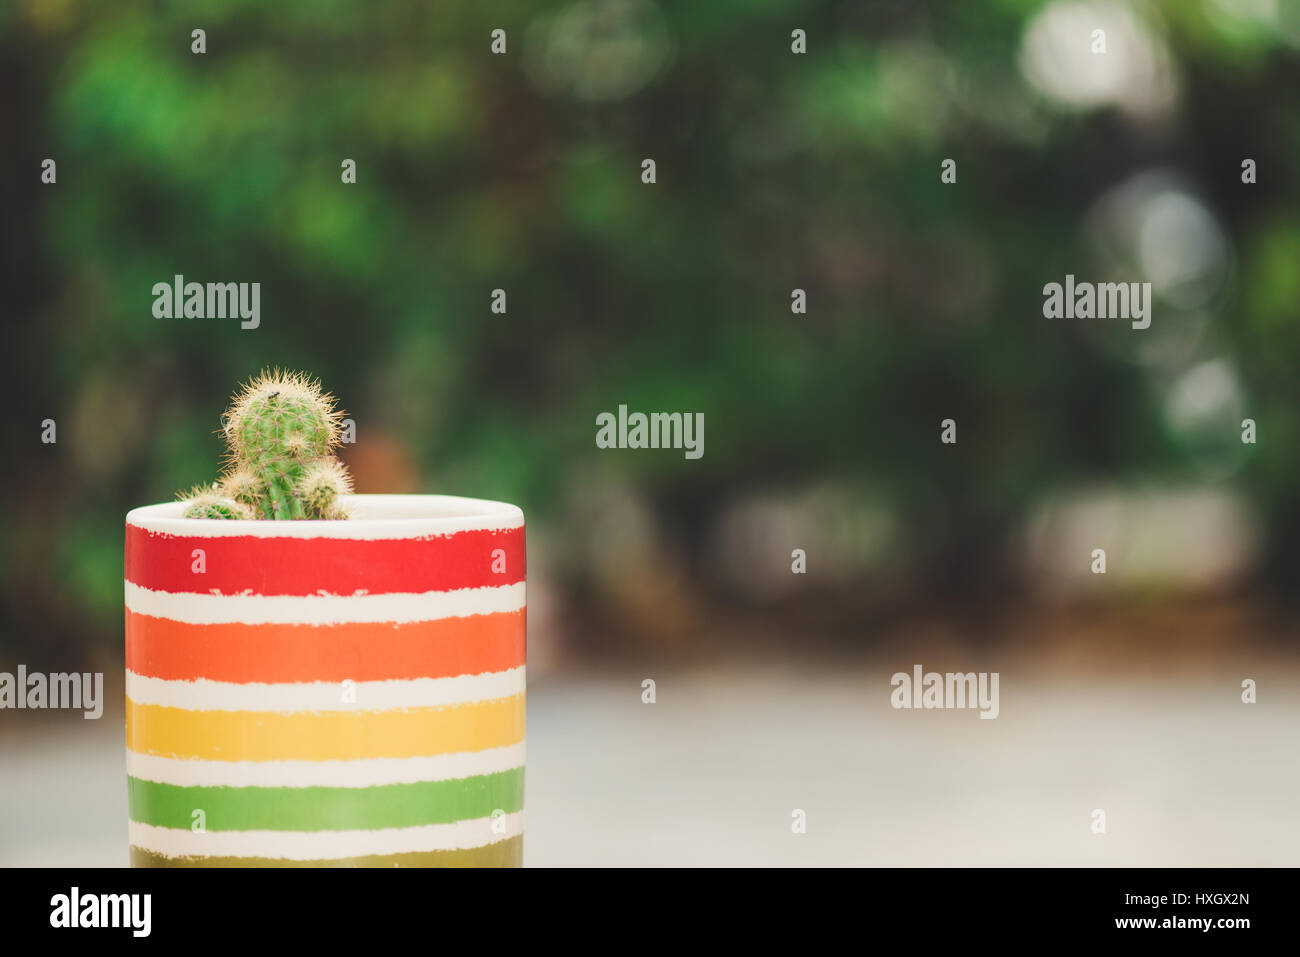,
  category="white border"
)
[125,666,525,713]
[126,742,526,788]
[129,811,524,859]
[126,494,524,539]
[124,580,525,624]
